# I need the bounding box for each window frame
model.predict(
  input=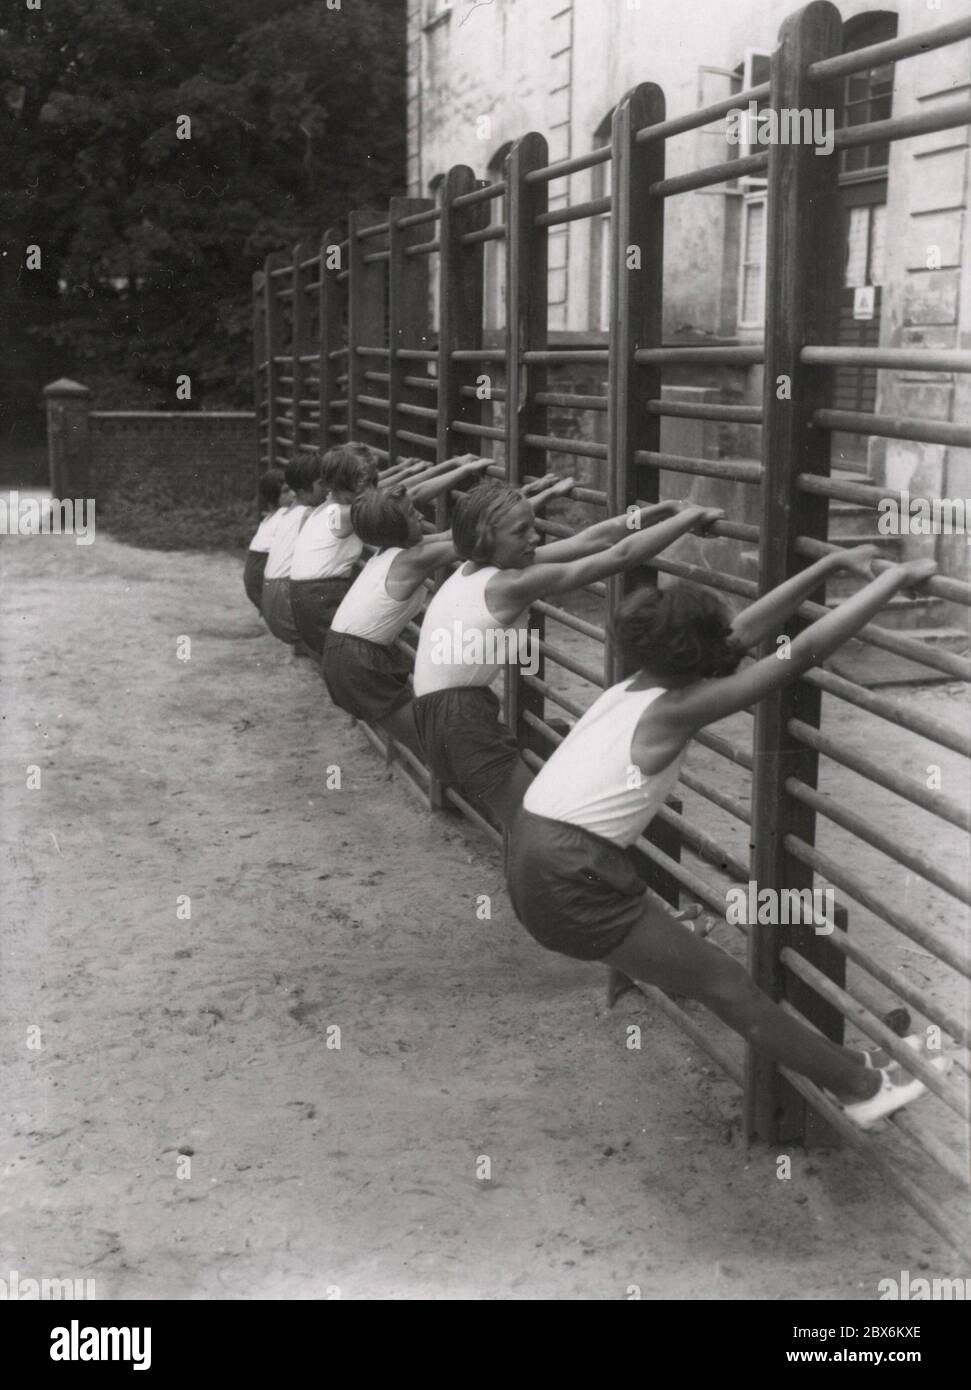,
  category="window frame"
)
[838,13,897,181]
[736,190,767,330]
[736,49,772,190]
